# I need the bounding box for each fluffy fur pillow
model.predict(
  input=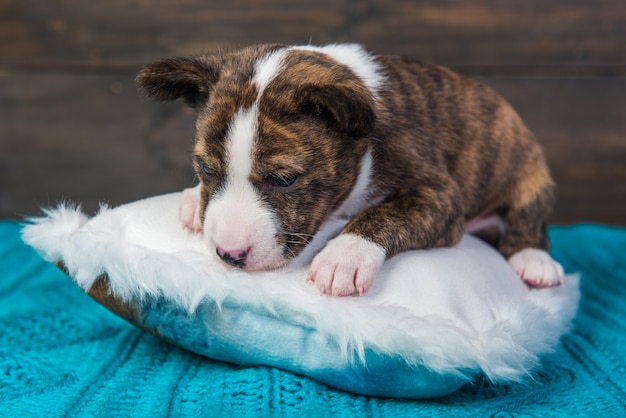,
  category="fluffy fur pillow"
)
[22,193,579,398]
